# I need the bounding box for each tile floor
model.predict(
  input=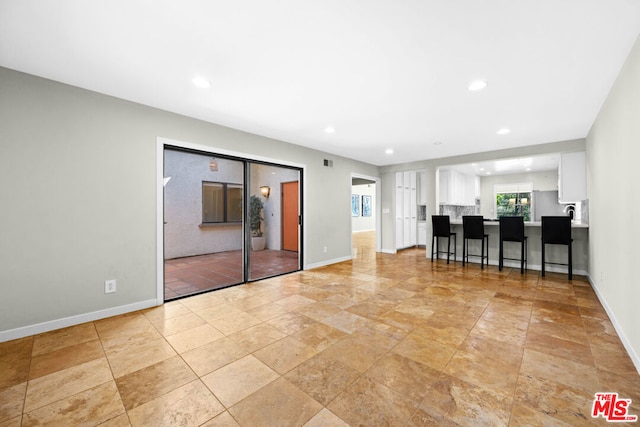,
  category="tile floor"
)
[1,232,639,426]
[164,249,299,300]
